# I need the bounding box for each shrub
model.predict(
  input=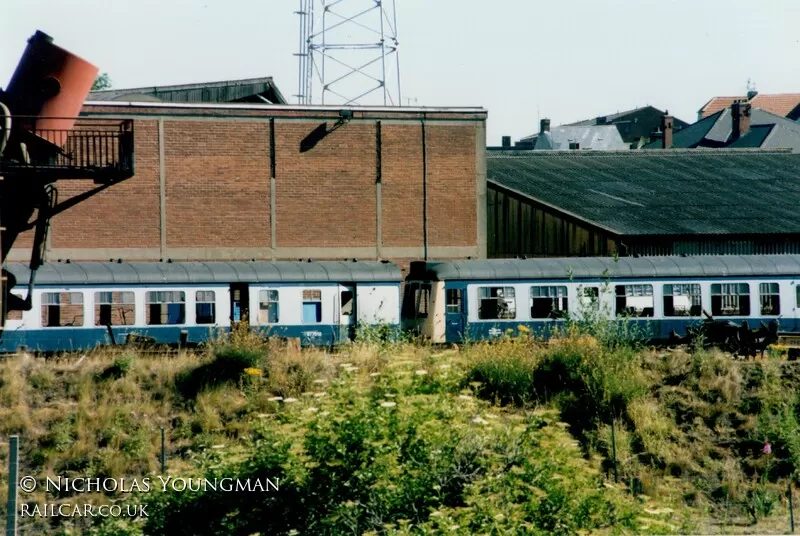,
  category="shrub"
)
[97,353,136,381]
[177,345,265,398]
